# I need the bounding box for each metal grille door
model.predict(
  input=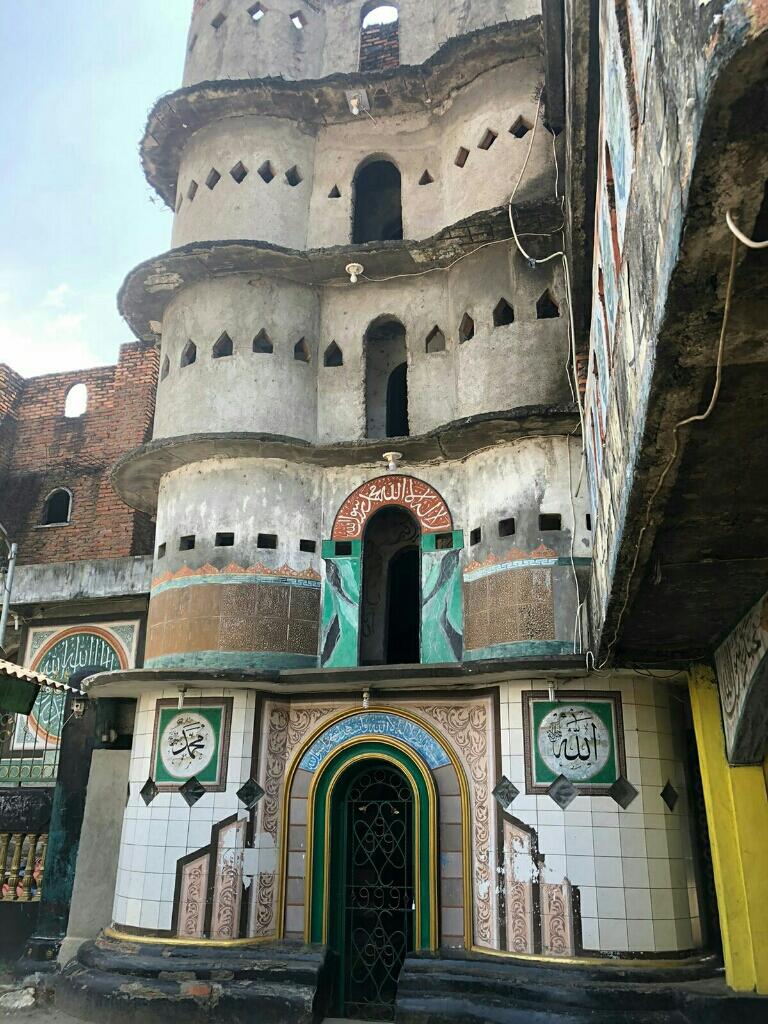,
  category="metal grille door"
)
[342,764,414,1020]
